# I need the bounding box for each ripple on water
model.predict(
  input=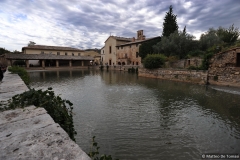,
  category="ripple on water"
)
[28,70,240,160]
